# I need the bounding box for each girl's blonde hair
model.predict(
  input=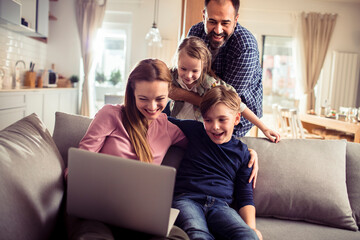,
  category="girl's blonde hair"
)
[122,59,172,163]
[200,85,241,117]
[173,36,216,85]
